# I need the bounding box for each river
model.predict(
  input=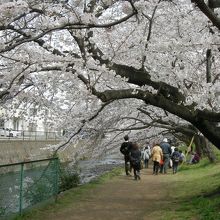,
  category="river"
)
[0,157,123,219]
